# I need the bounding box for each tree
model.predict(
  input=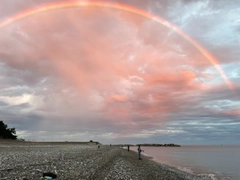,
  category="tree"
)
[0,121,17,139]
